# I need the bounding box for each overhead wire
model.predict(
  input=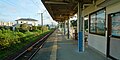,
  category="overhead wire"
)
[0,0,33,13]
[0,0,45,22]
[30,0,47,13]
[30,0,40,8]
[0,0,16,7]
[0,0,49,20]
